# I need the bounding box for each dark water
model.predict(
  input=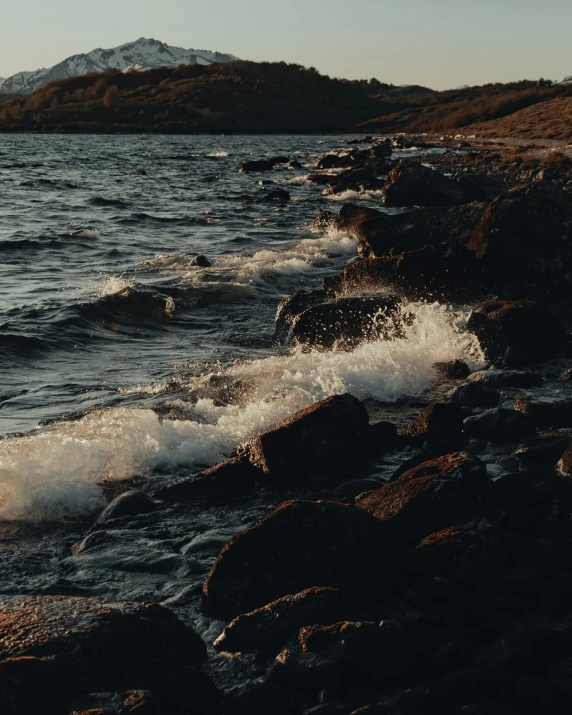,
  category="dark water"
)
[0,135,480,521]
